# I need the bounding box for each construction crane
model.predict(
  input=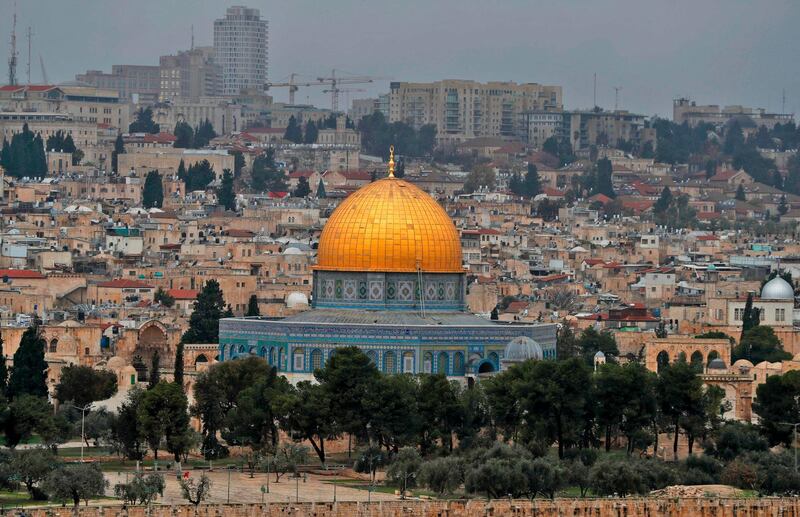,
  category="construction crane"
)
[264,73,318,105]
[39,55,48,84]
[322,87,366,111]
[316,69,383,112]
